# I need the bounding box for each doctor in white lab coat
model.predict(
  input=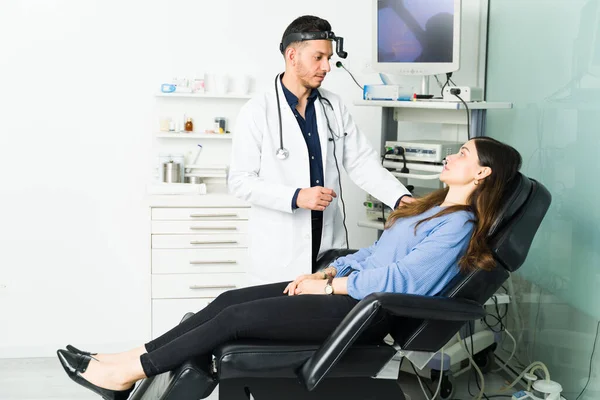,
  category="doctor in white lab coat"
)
[228,15,412,286]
